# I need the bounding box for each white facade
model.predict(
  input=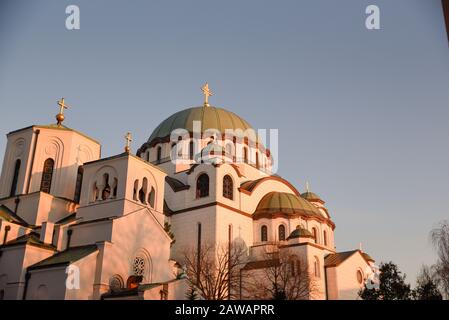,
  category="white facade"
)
[0,103,375,300]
